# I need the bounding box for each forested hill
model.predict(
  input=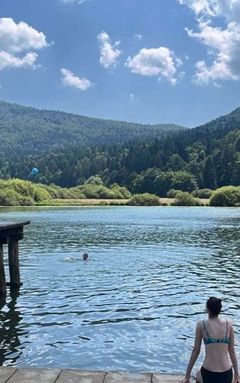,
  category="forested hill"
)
[0,100,185,157]
[1,105,240,192]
